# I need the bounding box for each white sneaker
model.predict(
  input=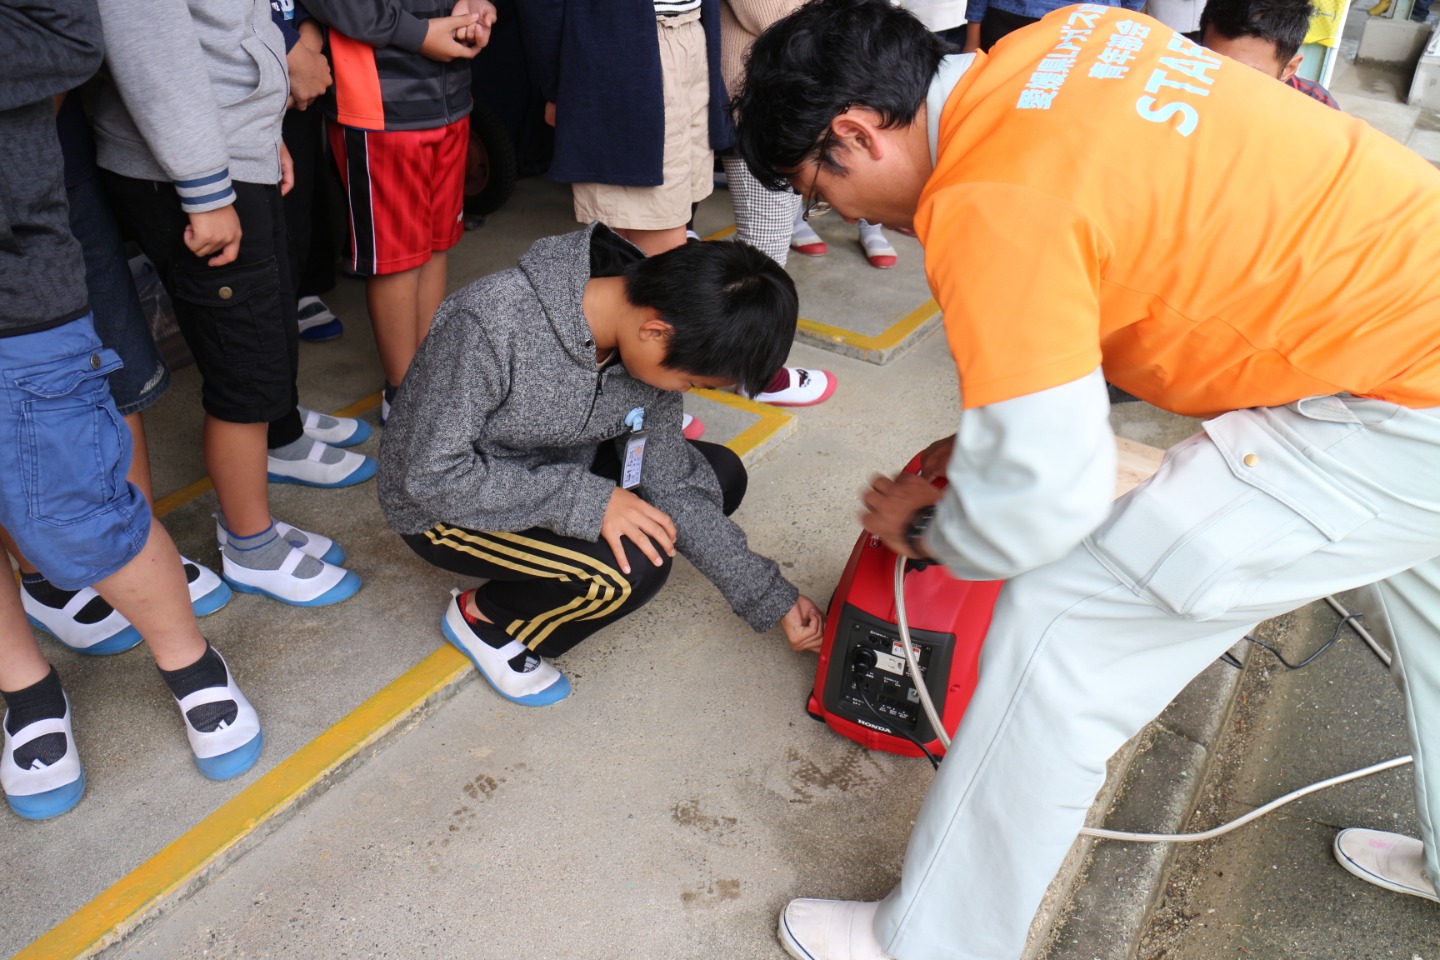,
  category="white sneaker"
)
[2,697,85,820]
[440,590,570,706]
[216,517,345,566]
[299,406,371,448]
[21,586,141,656]
[778,900,895,960]
[183,558,232,617]
[1334,828,1440,902]
[174,650,263,781]
[222,546,361,607]
[266,441,377,488]
[741,367,838,407]
[296,296,343,342]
